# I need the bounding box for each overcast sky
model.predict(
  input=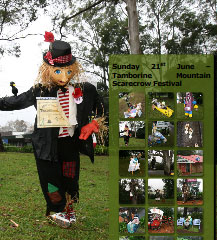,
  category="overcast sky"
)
[0,15,53,126]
